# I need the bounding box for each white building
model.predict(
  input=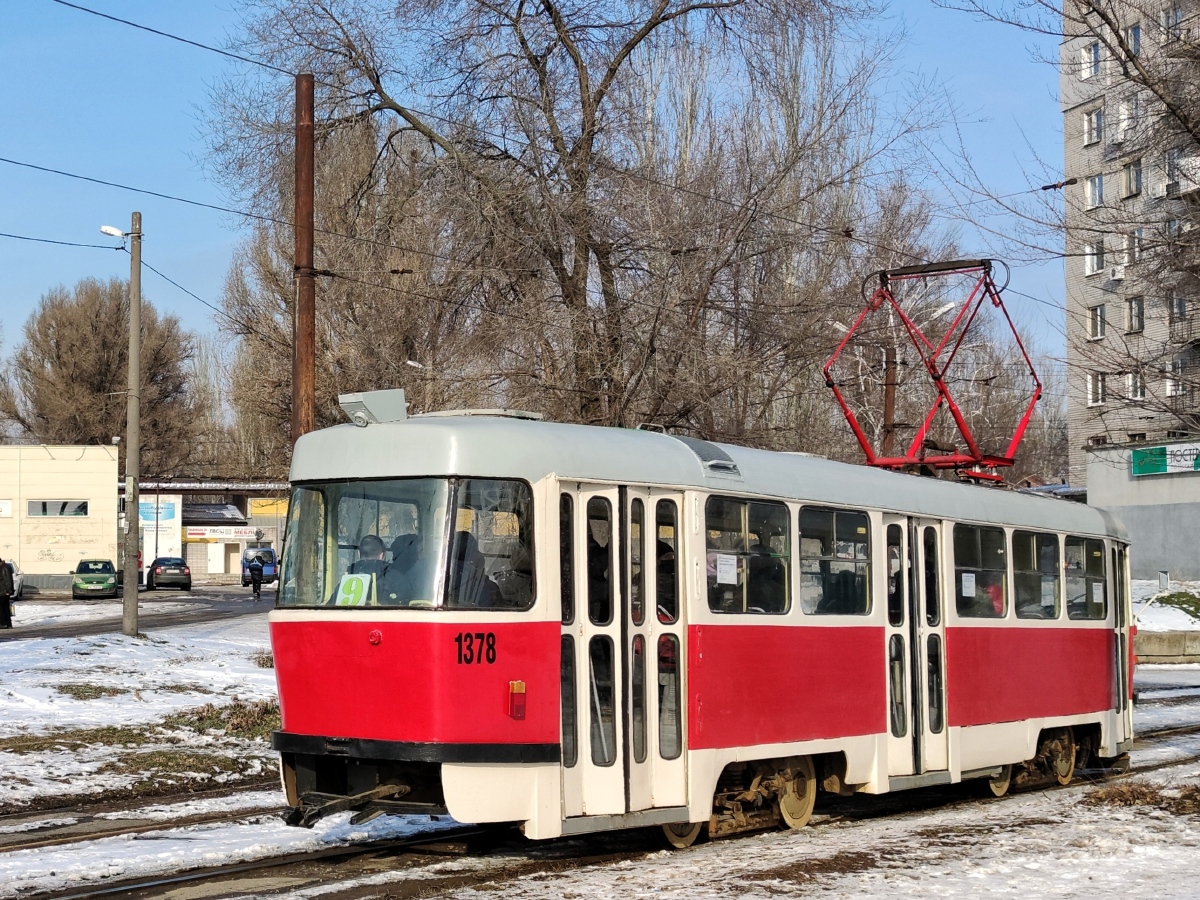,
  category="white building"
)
[0,445,119,587]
